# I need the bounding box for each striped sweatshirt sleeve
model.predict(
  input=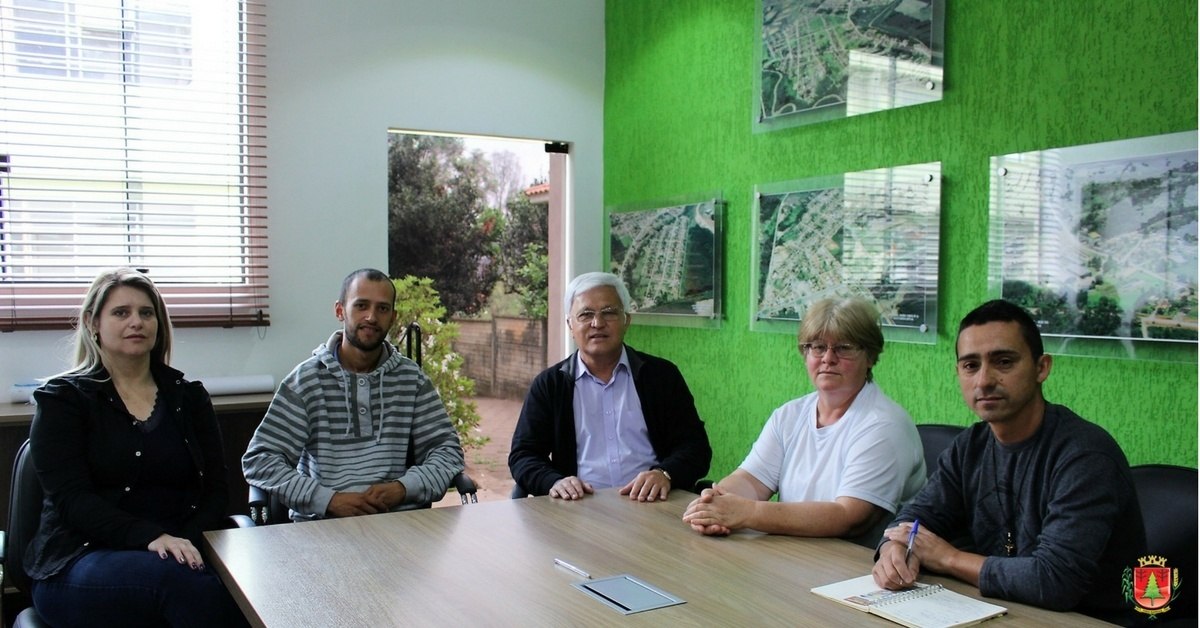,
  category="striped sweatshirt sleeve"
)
[241,368,339,517]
